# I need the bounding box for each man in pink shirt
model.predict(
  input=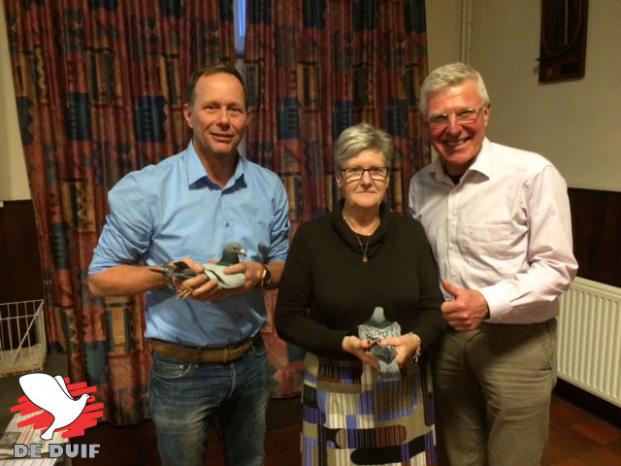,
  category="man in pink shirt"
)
[409,62,578,466]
